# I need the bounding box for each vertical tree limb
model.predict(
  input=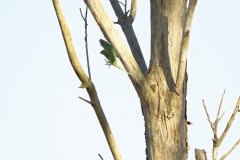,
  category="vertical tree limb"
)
[130,0,138,22]
[52,1,122,159]
[176,0,198,94]
[109,0,147,75]
[80,7,92,80]
[214,90,225,137]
